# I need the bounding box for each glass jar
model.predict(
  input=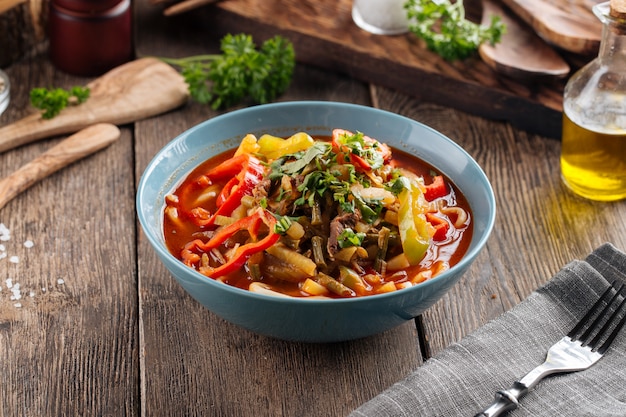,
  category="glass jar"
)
[48,0,133,76]
[352,0,410,35]
[0,69,9,117]
[560,0,626,201]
